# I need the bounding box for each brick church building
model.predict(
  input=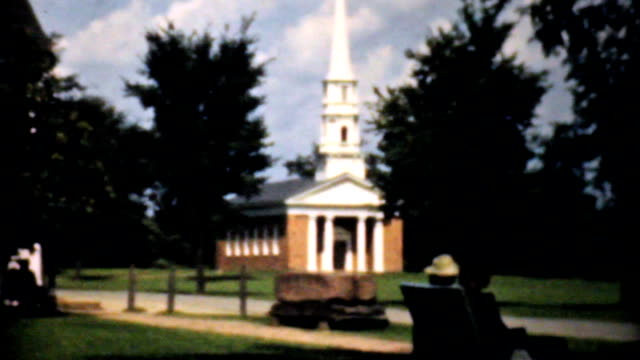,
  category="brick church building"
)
[216,0,403,273]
